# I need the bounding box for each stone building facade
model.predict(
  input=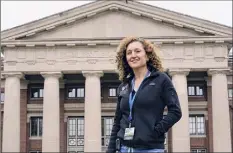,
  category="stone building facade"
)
[0,1,232,152]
